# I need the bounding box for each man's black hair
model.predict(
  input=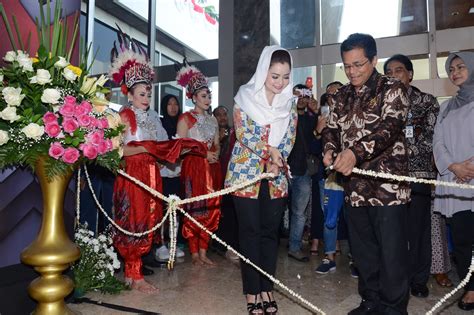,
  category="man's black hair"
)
[340,33,377,61]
